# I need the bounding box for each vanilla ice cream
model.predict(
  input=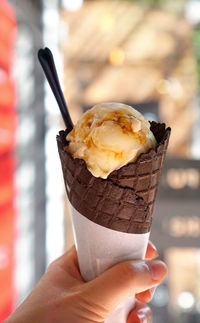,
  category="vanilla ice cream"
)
[66,102,157,179]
